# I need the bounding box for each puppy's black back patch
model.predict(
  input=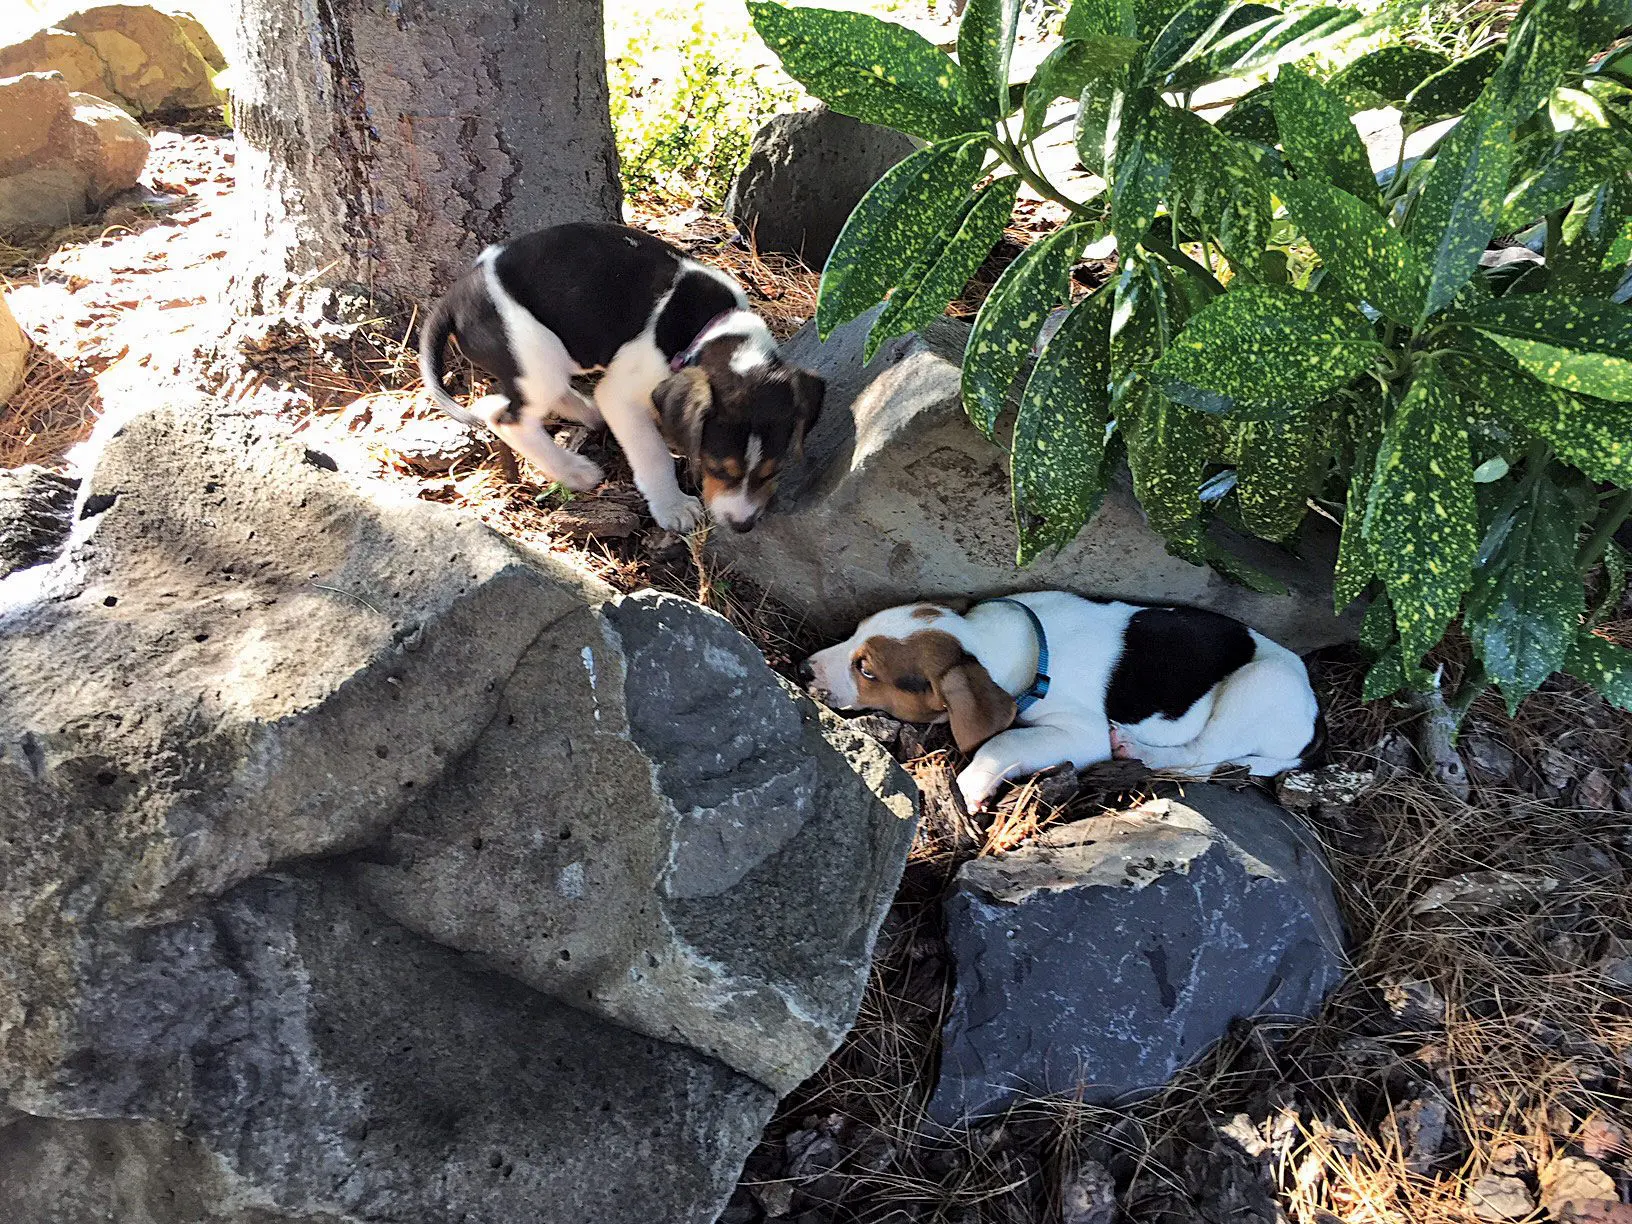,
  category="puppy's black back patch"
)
[493,223,685,370]
[655,271,744,363]
[1105,607,1256,725]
